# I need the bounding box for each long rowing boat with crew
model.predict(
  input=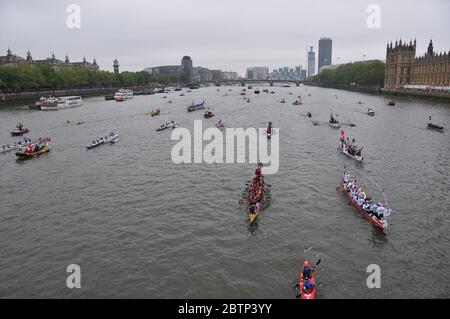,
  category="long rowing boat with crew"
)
[187,101,205,112]
[340,170,391,230]
[241,165,271,224]
[156,121,178,132]
[338,139,363,162]
[1,137,33,153]
[86,132,119,150]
